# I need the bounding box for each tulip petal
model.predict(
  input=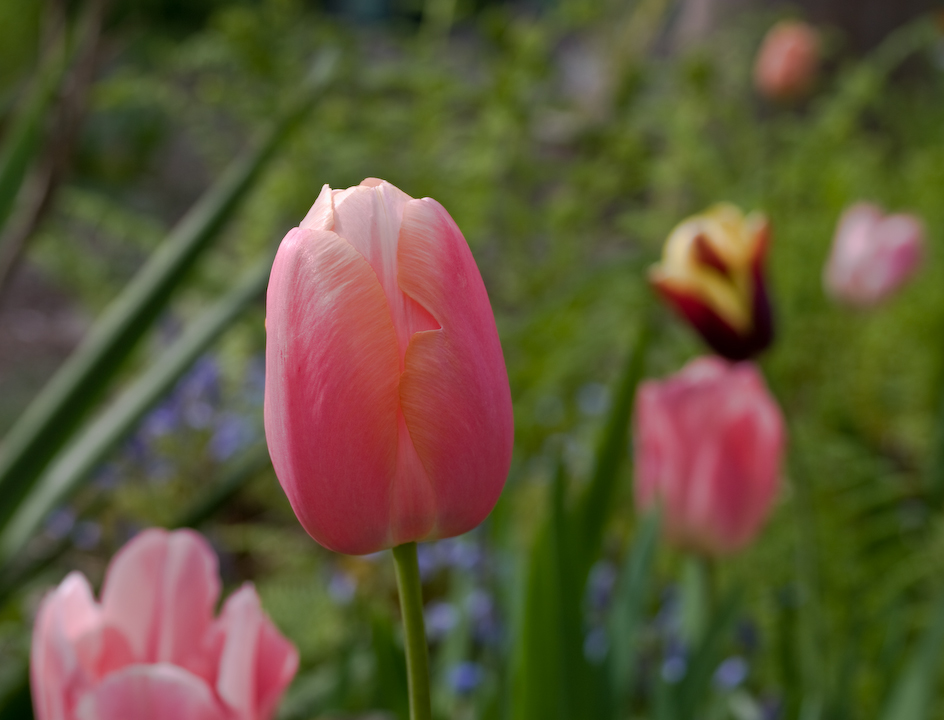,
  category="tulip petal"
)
[254,609,300,720]
[396,197,514,541]
[264,227,402,553]
[332,182,439,362]
[214,585,298,720]
[99,529,220,668]
[31,573,102,720]
[299,183,335,232]
[74,664,226,720]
